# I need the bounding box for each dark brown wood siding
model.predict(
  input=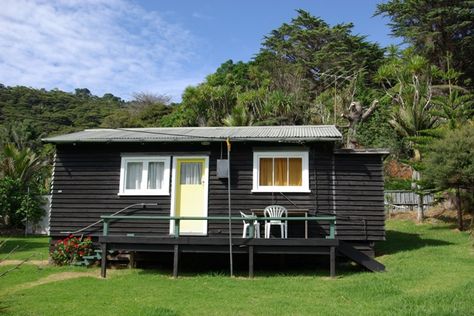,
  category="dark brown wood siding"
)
[334,153,386,241]
[49,142,385,242]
